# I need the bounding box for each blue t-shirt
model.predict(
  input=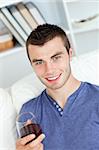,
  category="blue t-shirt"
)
[20,82,99,150]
